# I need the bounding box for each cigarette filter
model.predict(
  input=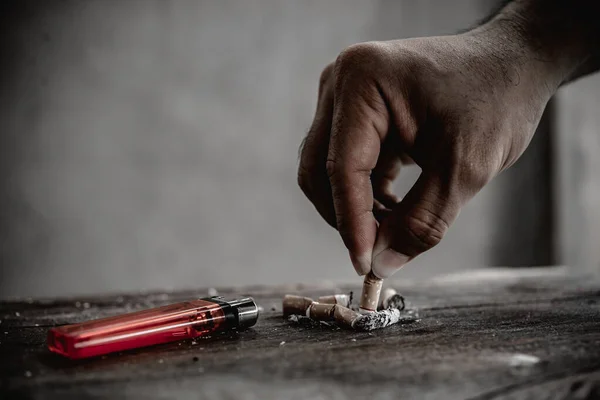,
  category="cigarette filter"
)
[317,294,351,307]
[308,303,336,320]
[359,272,383,314]
[333,305,361,328]
[282,295,314,316]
